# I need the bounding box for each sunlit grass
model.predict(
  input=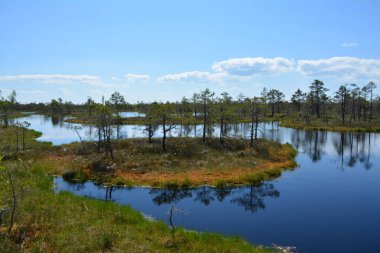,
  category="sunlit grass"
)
[0,150,274,253]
